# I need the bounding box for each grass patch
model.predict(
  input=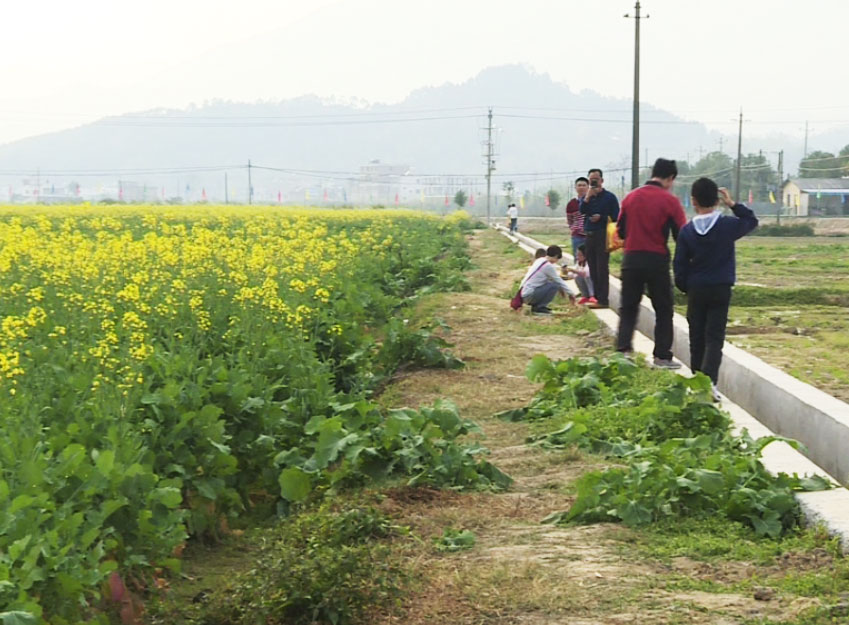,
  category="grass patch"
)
[752,224,816,237]
[513,308,604,336]
[633,517,840,565]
